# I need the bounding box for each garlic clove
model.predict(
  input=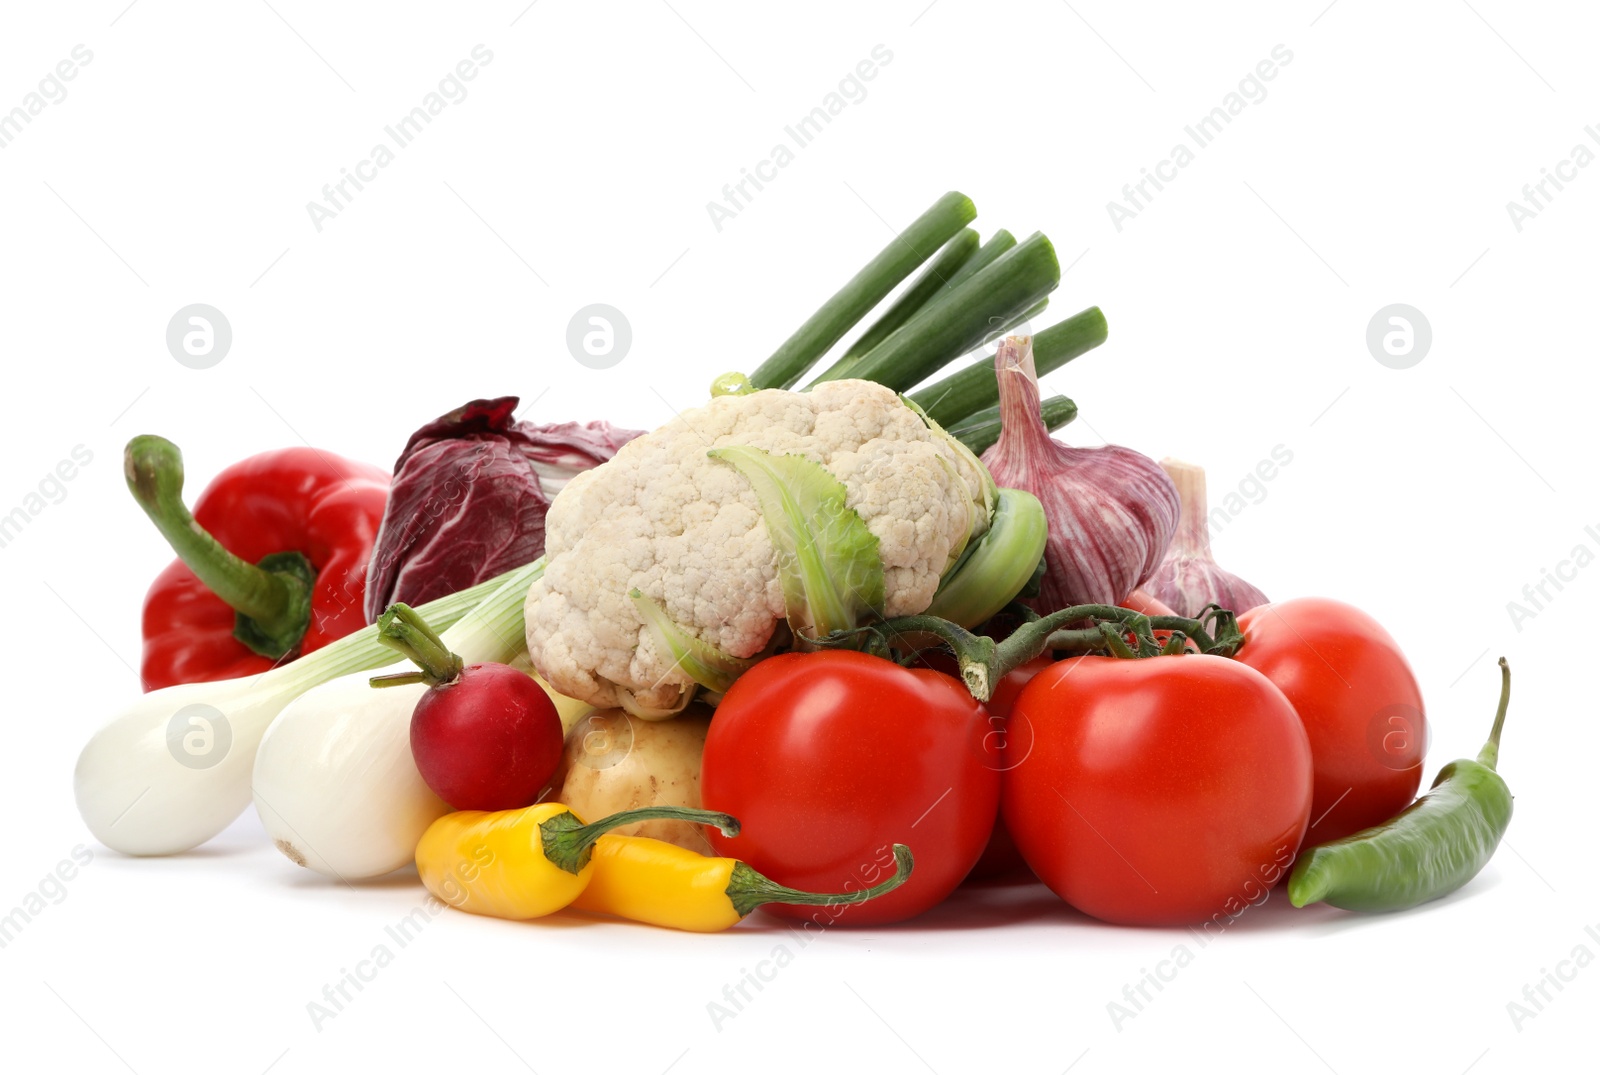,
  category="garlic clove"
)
[1145,458,1268,618]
